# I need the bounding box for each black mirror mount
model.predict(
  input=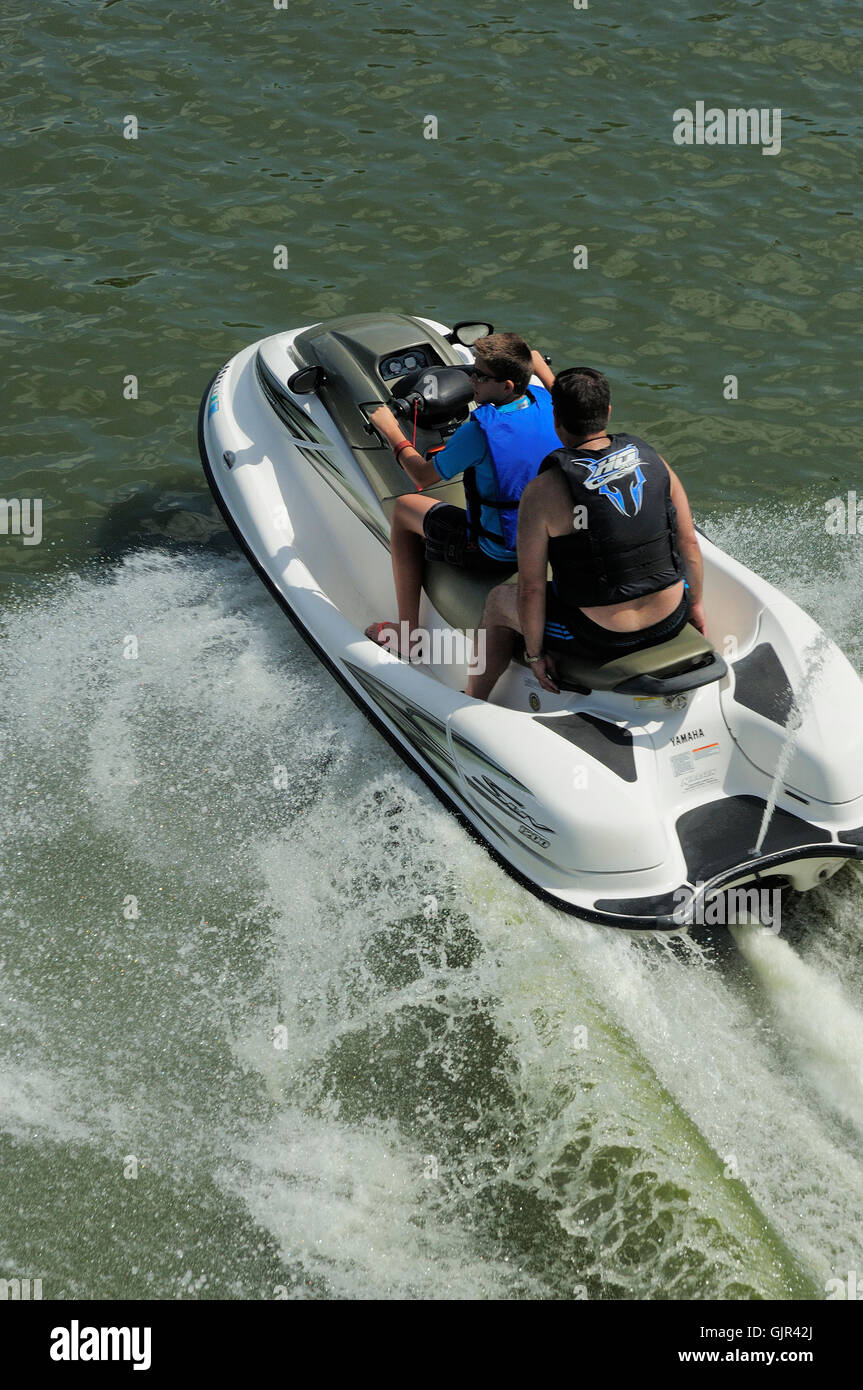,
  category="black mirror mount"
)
[287,365,326,394]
